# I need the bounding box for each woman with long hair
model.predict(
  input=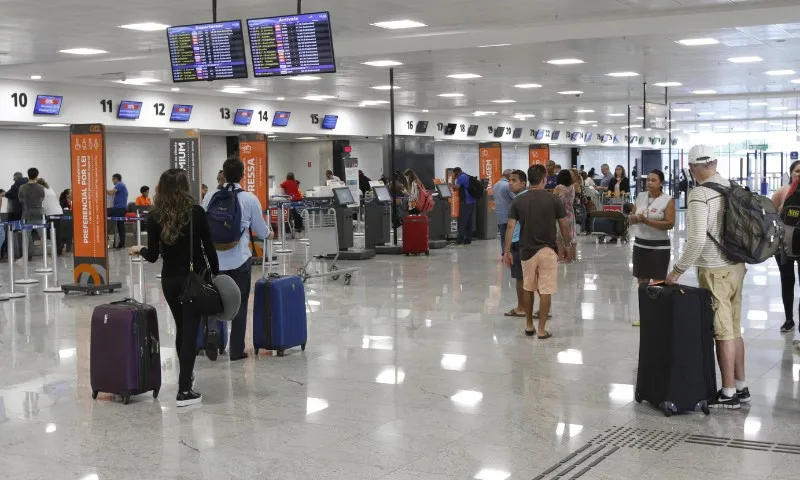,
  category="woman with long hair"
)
[128,169,219,407]
[772,160,800,334]
[607,165,630,197]
[629,169,675,326]
[404,168,424,213]
[553,169,577,261]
